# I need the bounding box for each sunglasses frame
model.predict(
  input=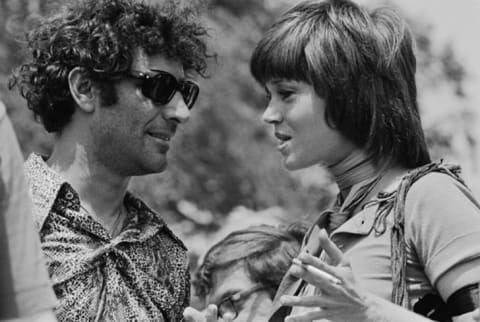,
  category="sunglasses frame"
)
[127,70,199,110]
